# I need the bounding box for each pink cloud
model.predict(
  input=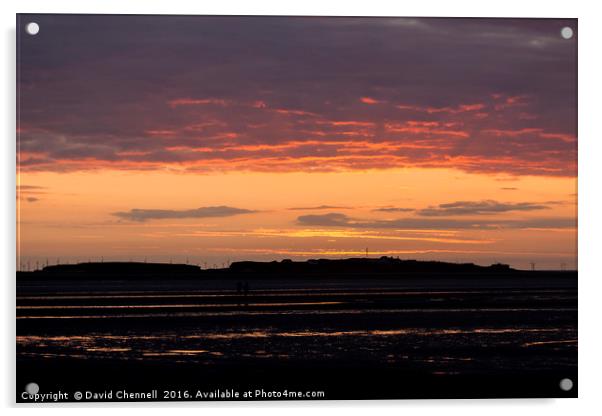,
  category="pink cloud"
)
[18,93,576,177]
[360,97,385,105]
[168,98,229,108]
